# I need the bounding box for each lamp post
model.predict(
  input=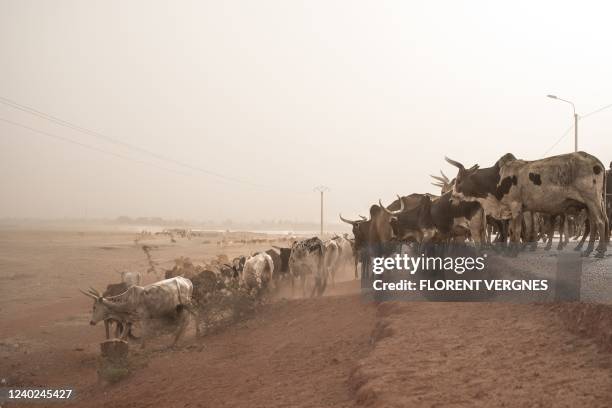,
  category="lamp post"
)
[313,185,329,237]
[547,94,578,152]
